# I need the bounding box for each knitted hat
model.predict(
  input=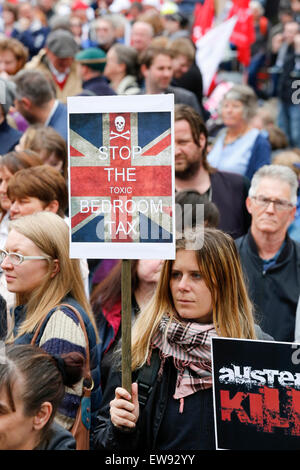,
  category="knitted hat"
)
[0,78,16,116]
[75,47,106,72]
[46,29,79,58]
